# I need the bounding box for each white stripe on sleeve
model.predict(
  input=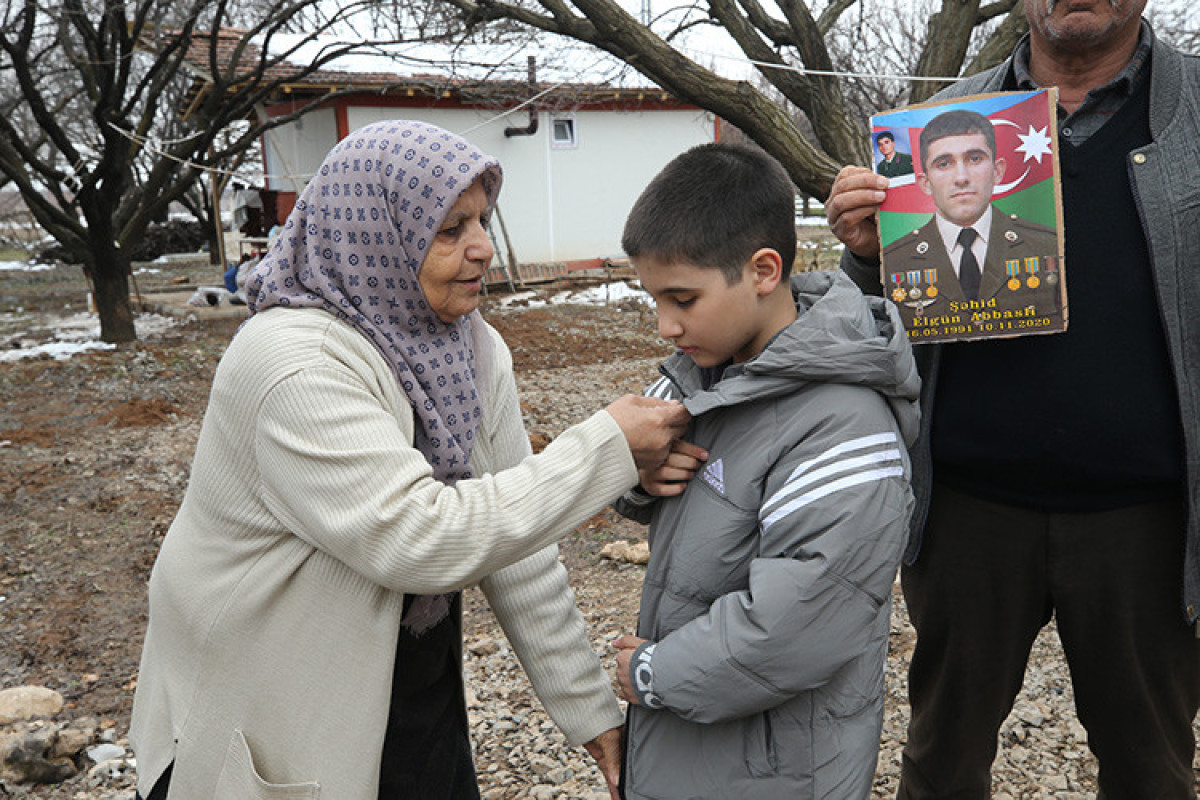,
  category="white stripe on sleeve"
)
[759,432,903,532]
[645,377,673,399]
